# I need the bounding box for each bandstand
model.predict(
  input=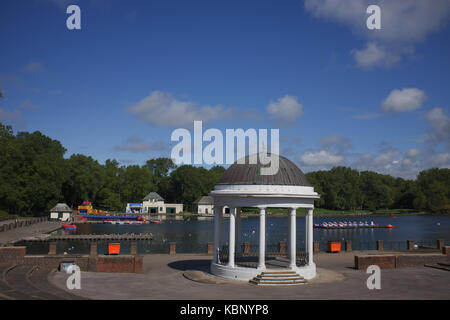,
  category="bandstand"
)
[209,154,320,281]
